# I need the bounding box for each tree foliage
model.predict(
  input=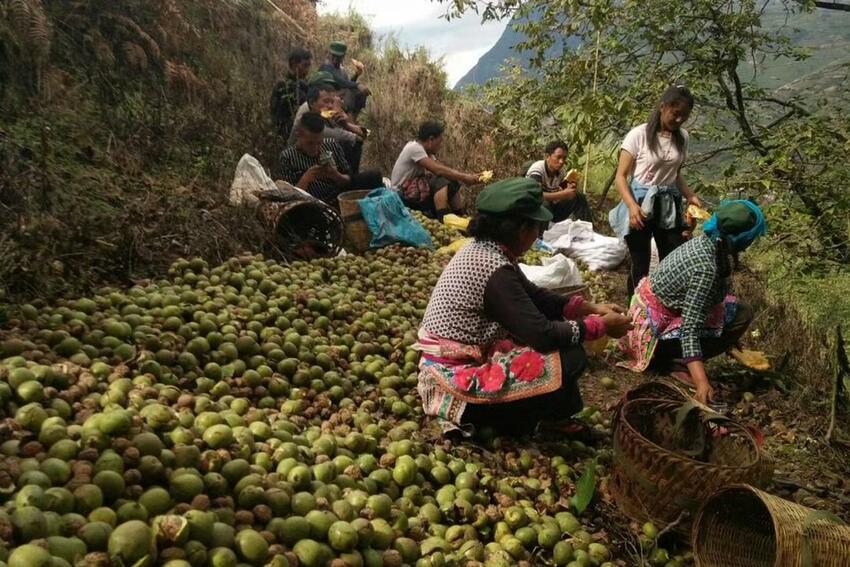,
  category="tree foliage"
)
[438,0,850,268]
